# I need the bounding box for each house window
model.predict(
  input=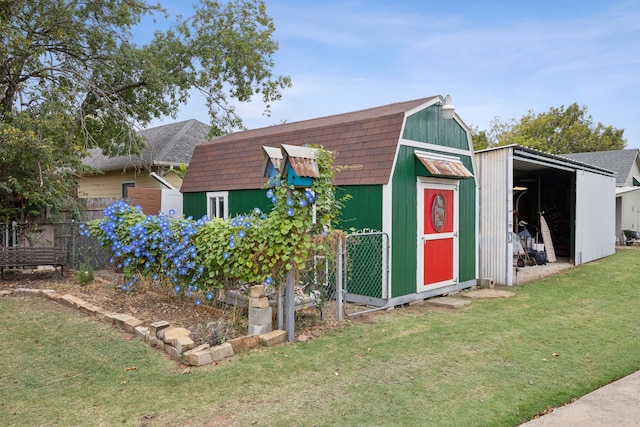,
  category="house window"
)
[122,182,136,198]
[207,192,229,219]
